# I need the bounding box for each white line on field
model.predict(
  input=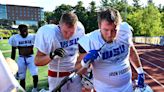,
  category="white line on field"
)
[140,57,164,71]
[145,72,164,88]
[142,54,164,62]
[149,52,164,58]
